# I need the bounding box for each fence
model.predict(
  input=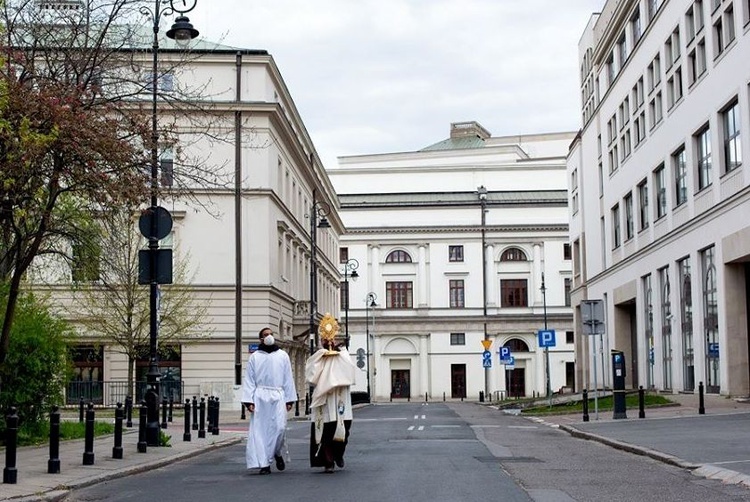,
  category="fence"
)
[66,380,184,406]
